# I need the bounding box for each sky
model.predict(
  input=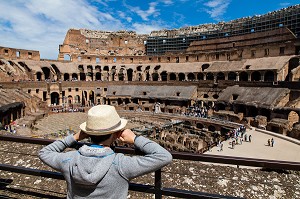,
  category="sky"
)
[0,0,299,59]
